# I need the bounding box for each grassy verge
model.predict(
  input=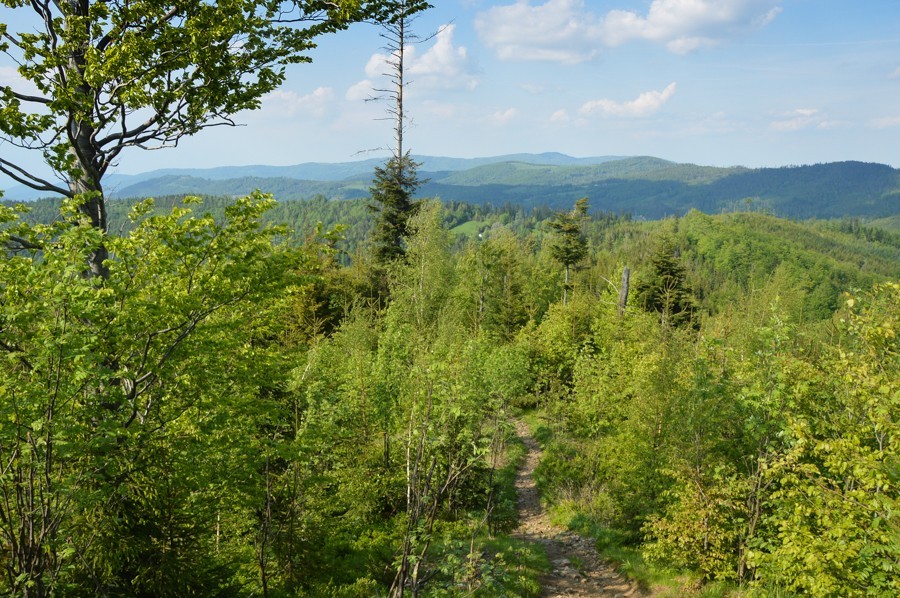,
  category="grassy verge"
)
[520,408,744,597]
[414,420,548,597]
